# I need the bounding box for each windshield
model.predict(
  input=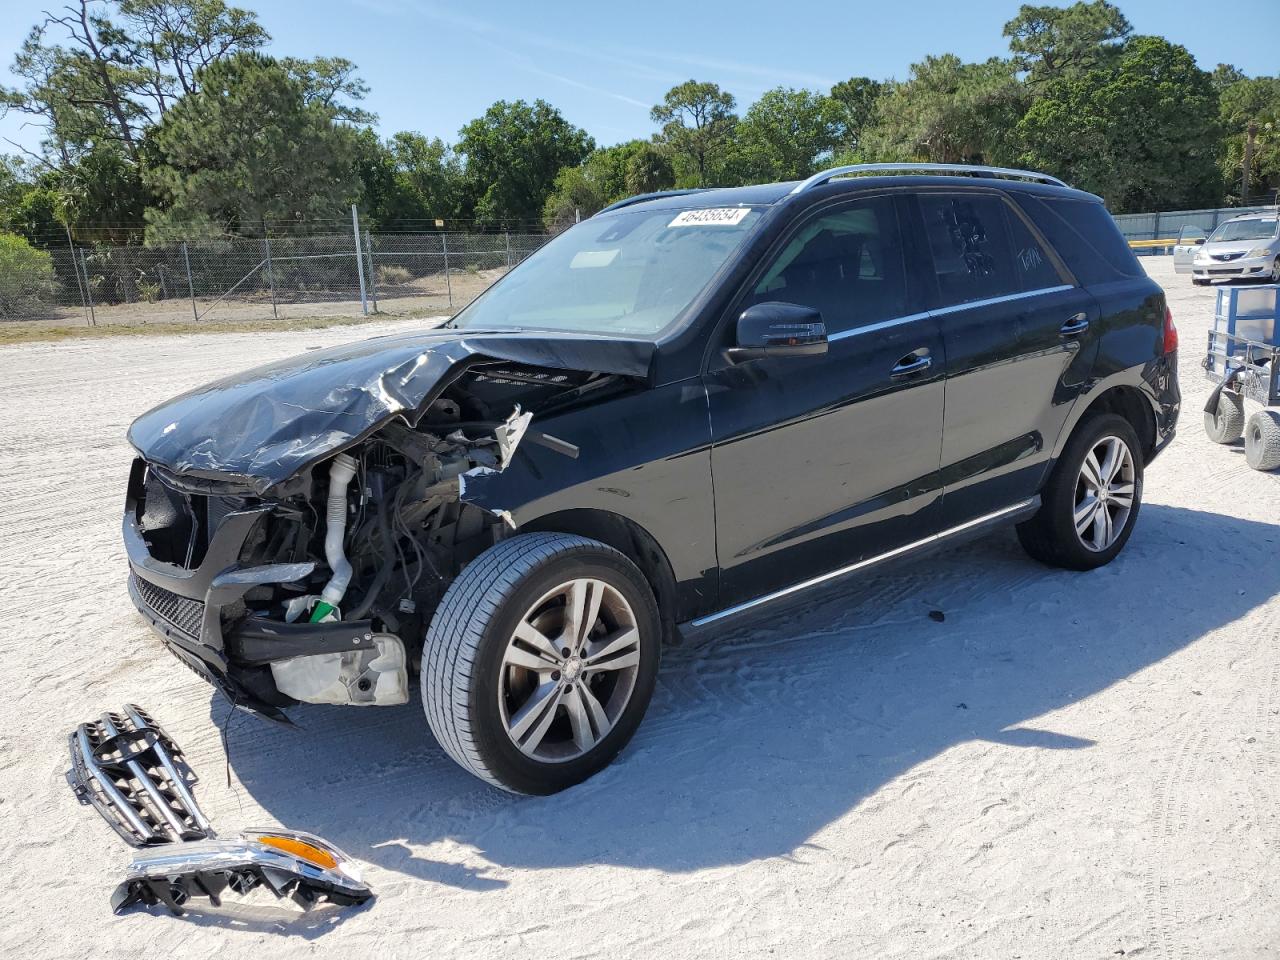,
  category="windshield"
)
[452,205,765,336]
[1209,218,1278,242]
